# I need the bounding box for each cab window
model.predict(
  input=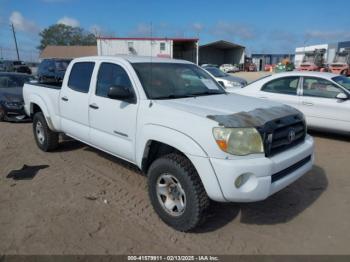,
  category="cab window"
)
[302,77,343,98]
[96,63,133,98]
[68,62,95,93]
[261,77,299,95]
